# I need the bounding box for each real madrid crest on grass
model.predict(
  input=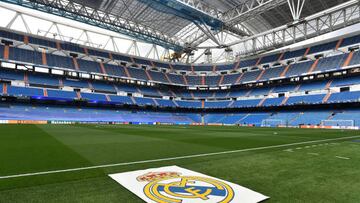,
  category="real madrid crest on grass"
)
[109,166,269,203]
